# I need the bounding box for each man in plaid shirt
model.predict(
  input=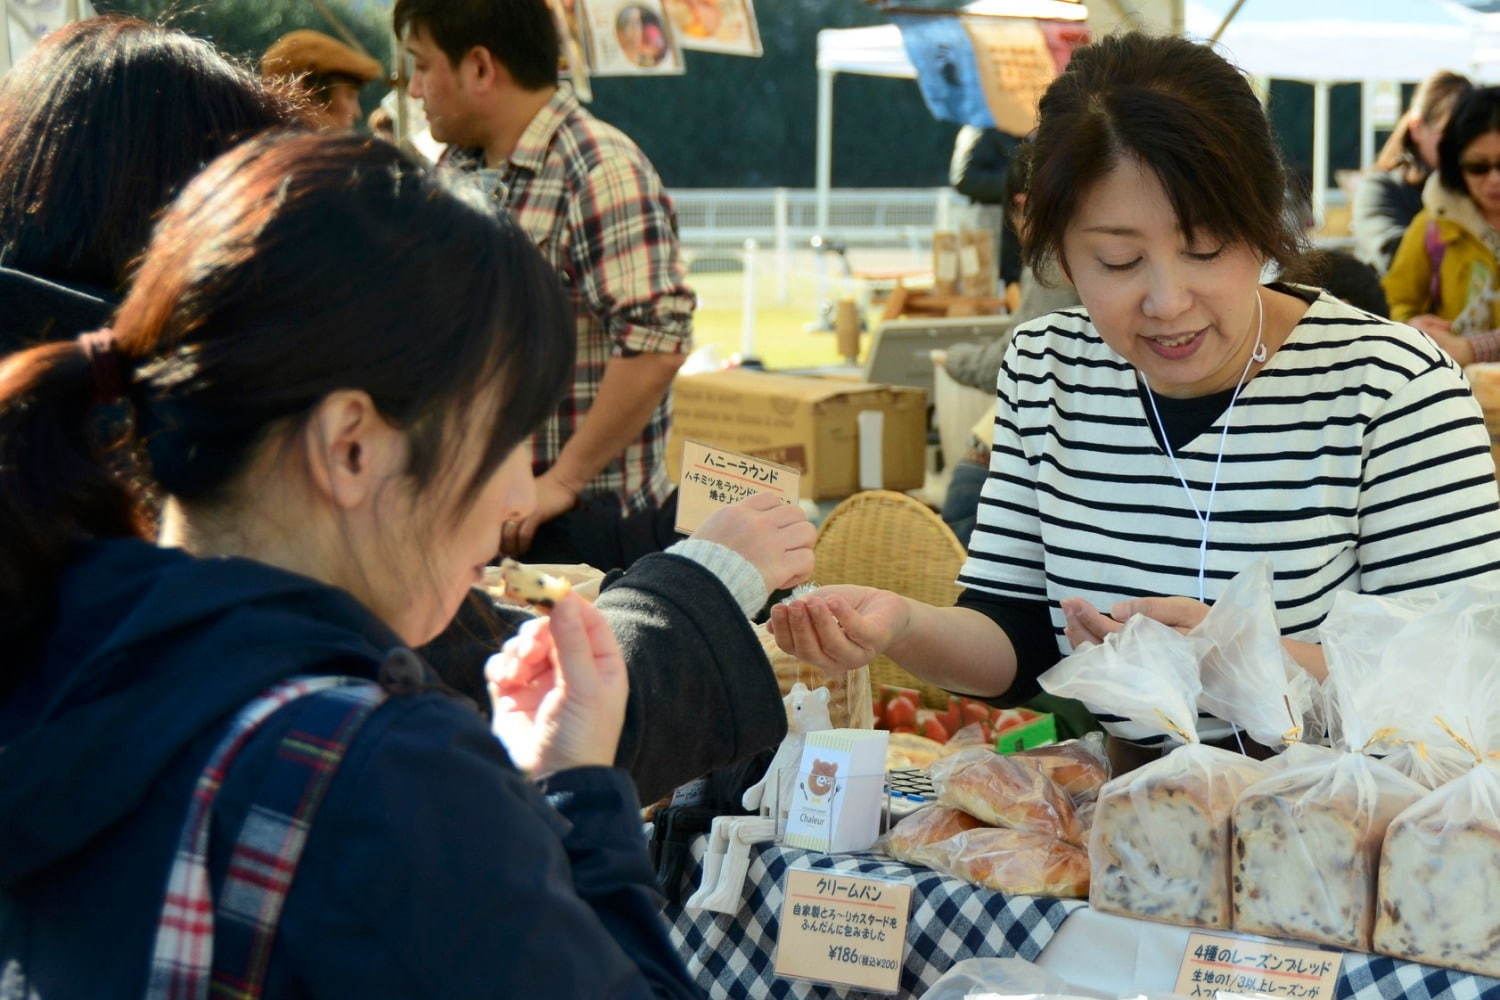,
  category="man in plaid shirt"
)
[395,0,693,559]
